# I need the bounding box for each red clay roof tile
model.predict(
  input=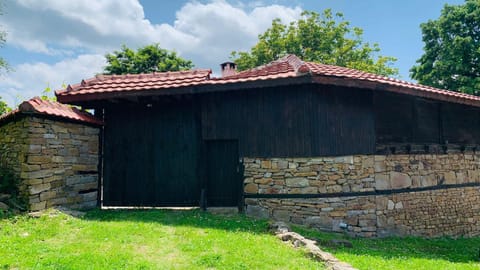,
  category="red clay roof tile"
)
[0,97,102,125]
[56,69,211,97]
[55,54,480,107]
